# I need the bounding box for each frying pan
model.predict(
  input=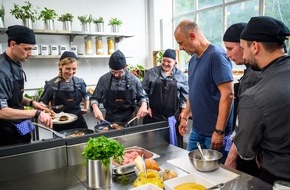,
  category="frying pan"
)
[94,116,139,132]
[33,122,94,138]
[94,122,125,132]
[57,128,94,138]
